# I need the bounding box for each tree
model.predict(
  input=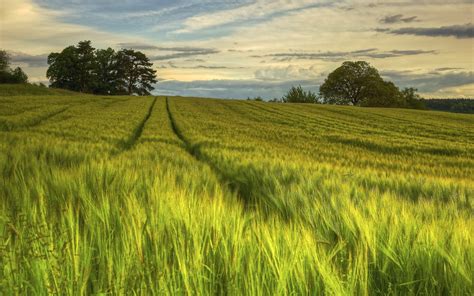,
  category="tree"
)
[76,41,96,92]
[282,85,318,103]
[11,67,28,83]
[116,49,157,95]
[0,50,28,84]
[319,61,384,105]
[360,80,402,107]
[0,50,10,72]
[400,87,425,109]
[47,41,96,92]
[320,61,424,109]
[93,48,123,94]
[47,46,81,91]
